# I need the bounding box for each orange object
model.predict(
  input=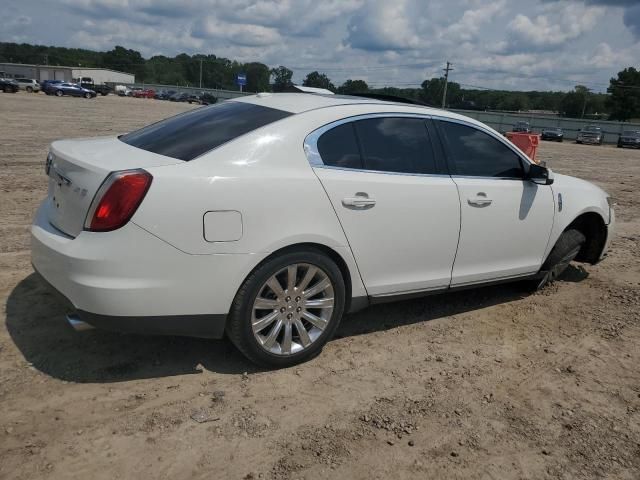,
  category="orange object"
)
[505,132,541,163]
